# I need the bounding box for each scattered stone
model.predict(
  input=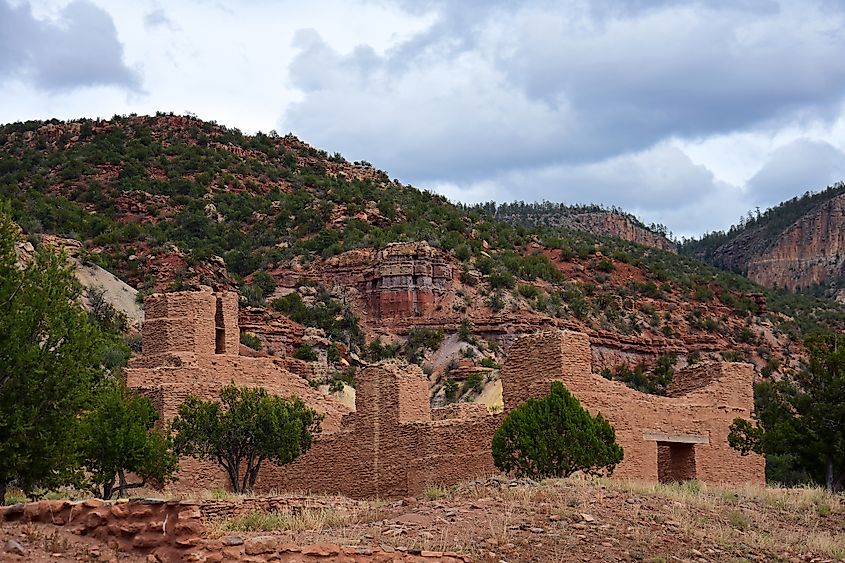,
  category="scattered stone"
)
[244,536,277,555]
[581,513,596,523]
[529,527,545,534]
[222,536,243,546]
[4,539,25,556]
